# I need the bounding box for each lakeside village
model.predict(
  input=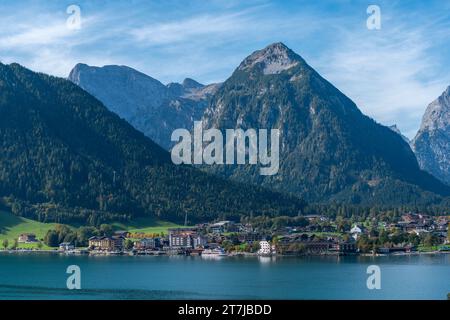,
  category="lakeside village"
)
[4,212,450,257]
